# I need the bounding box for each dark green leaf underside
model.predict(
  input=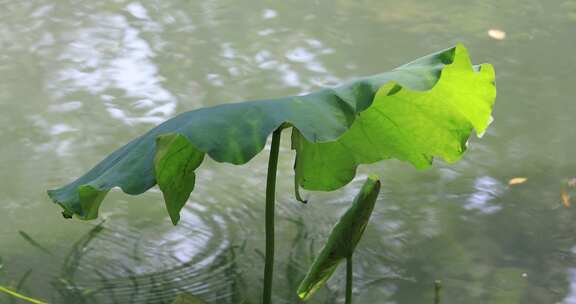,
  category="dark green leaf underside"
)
[47,43,495,222]
[154,134,205,224]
